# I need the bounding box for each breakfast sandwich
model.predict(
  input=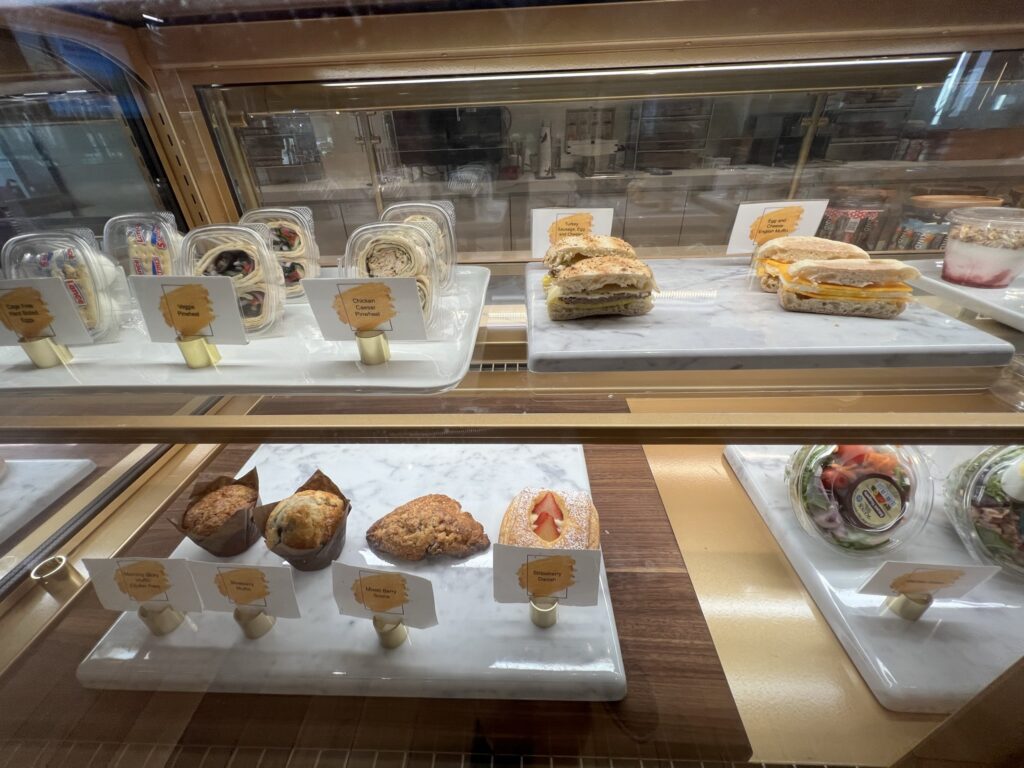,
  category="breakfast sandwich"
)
[753,236,869,293]
[543,234,638,270]
[546,254,656,320]
[777,258,921,319]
